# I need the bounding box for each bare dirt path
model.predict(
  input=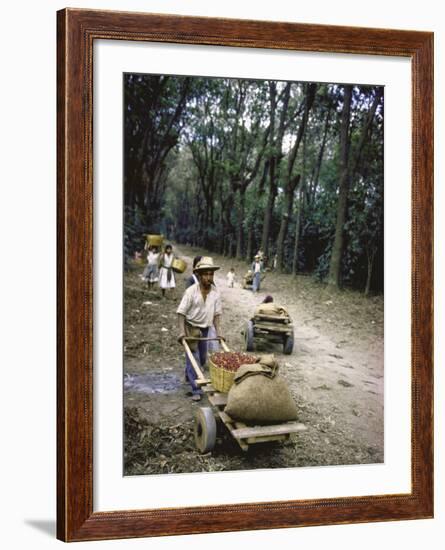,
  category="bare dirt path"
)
[124,243,384,475]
